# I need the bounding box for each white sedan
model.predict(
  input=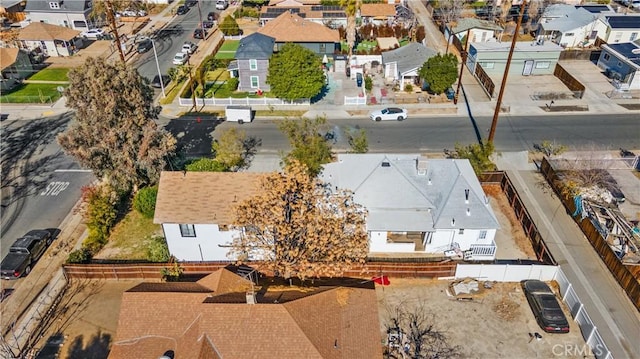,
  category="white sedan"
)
[81,28,106,39]
[172,52,189,65]
[369,107,408,121]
